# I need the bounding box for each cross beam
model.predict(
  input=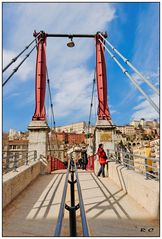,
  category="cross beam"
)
[33,31,107,39]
